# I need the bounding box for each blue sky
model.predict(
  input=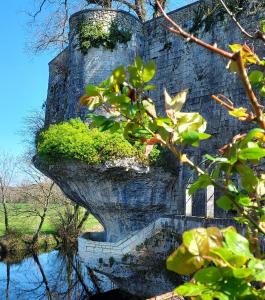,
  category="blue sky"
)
[0,1,53,157]
[0,0,192,158]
